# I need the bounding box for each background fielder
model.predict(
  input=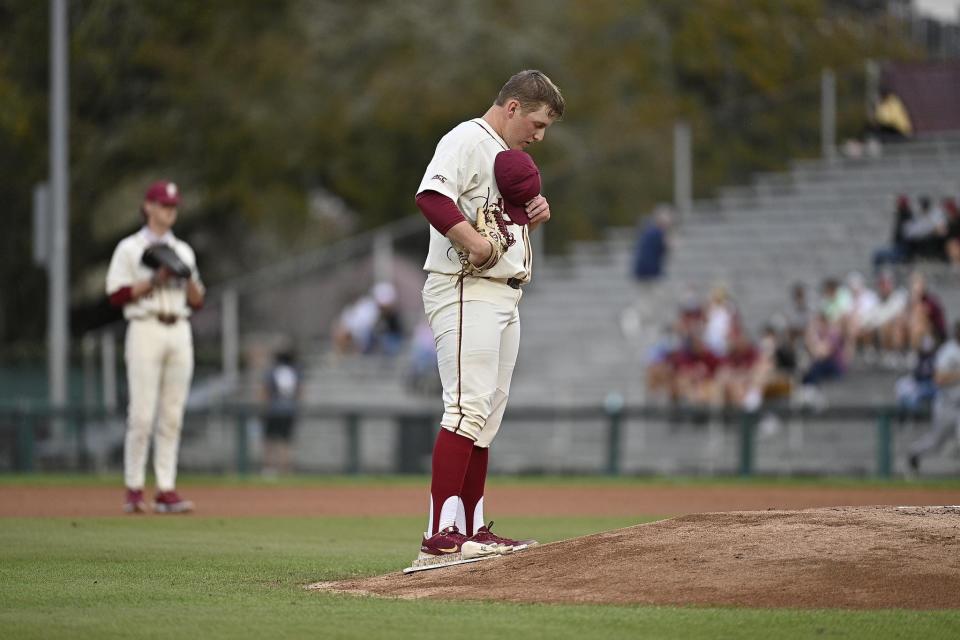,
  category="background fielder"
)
[410,70,565,568]
[908,319,960,474]
[106,180,205,514]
